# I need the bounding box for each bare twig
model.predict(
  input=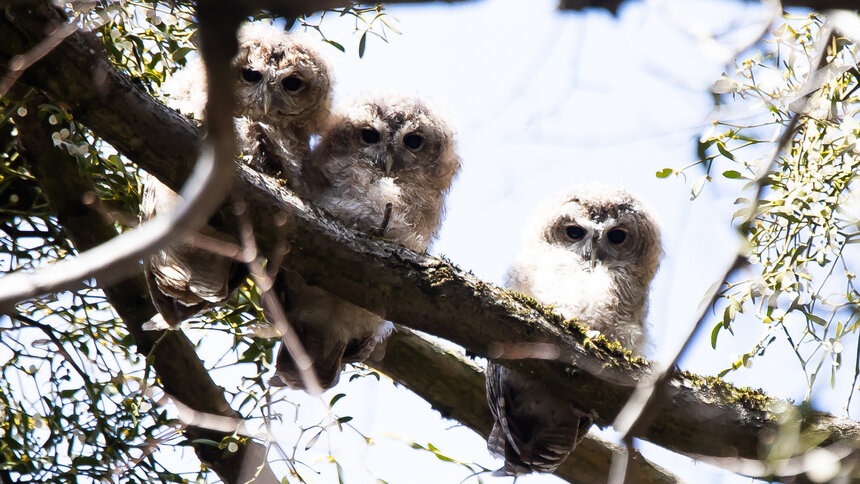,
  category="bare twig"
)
[646,0,782,65]
[12,312,92,388]
[234,200,324,396]
[695,442,857,479]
